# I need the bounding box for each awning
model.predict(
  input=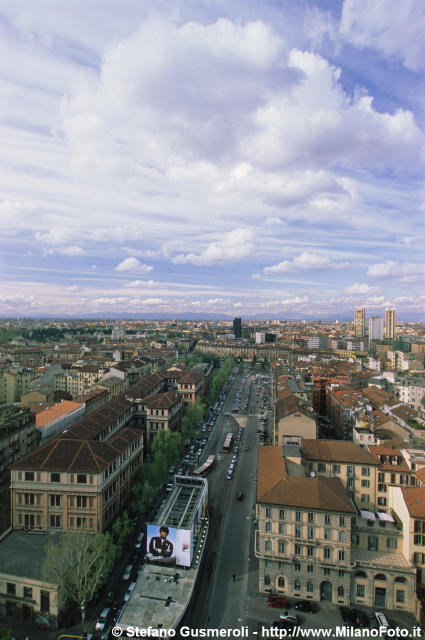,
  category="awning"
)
[360,510,376,520]
[377,511,395,522]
